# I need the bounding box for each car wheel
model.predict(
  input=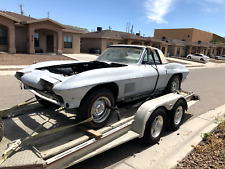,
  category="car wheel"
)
[167,99,186,131]
[215,57,218,60]
[0,118,4,142]
[143,108,166,145]
[200,58,204,62]
[165,75,181,94]
[35,95,57,107]
[188,56,191,59]
[77,88,115,129]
